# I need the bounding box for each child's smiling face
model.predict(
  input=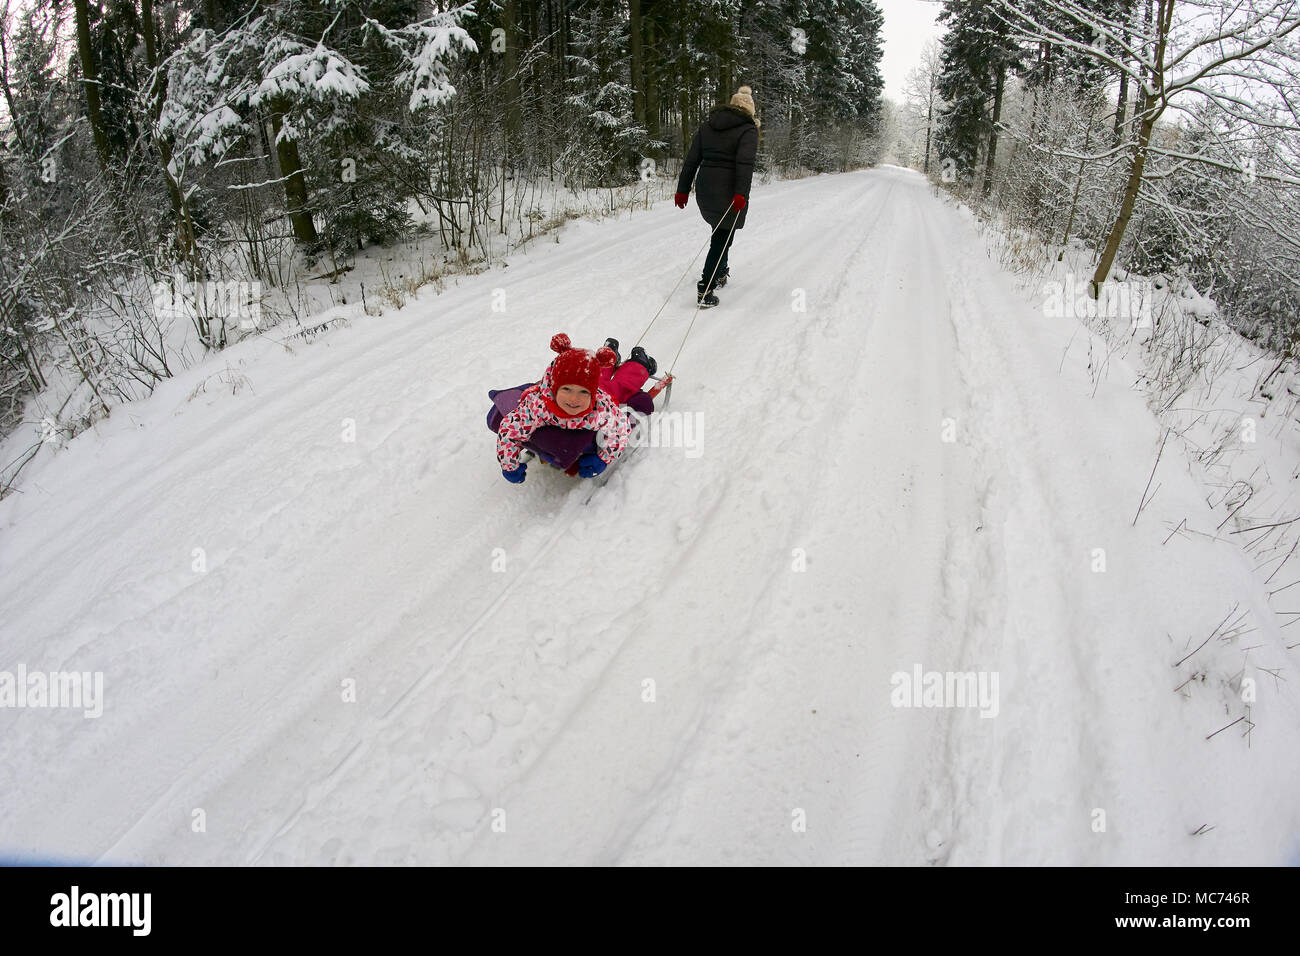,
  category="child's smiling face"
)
[556,384,592,415]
